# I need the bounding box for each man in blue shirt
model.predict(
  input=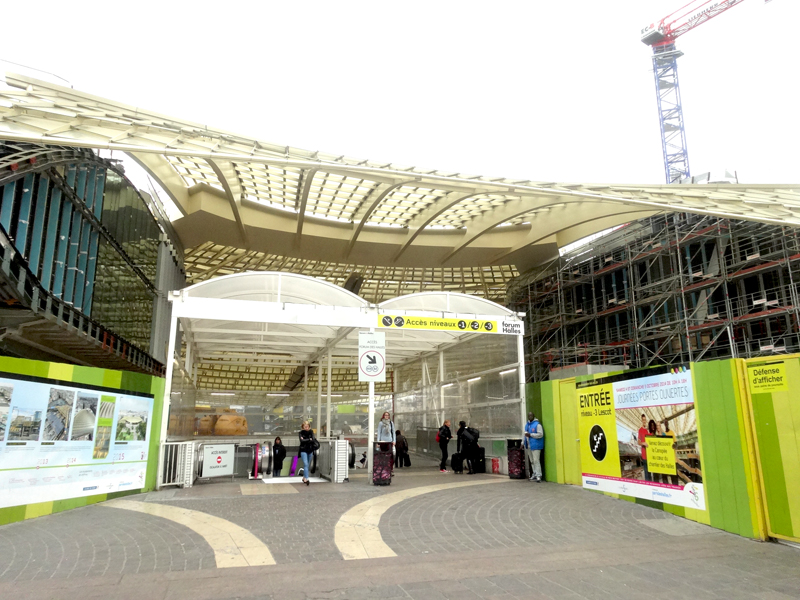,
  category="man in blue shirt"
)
[524,412,544,482]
